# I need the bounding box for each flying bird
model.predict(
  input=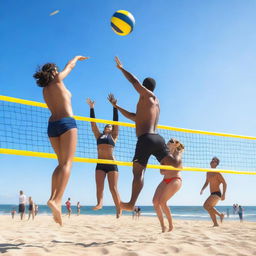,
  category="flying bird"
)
[49,10,60,16]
